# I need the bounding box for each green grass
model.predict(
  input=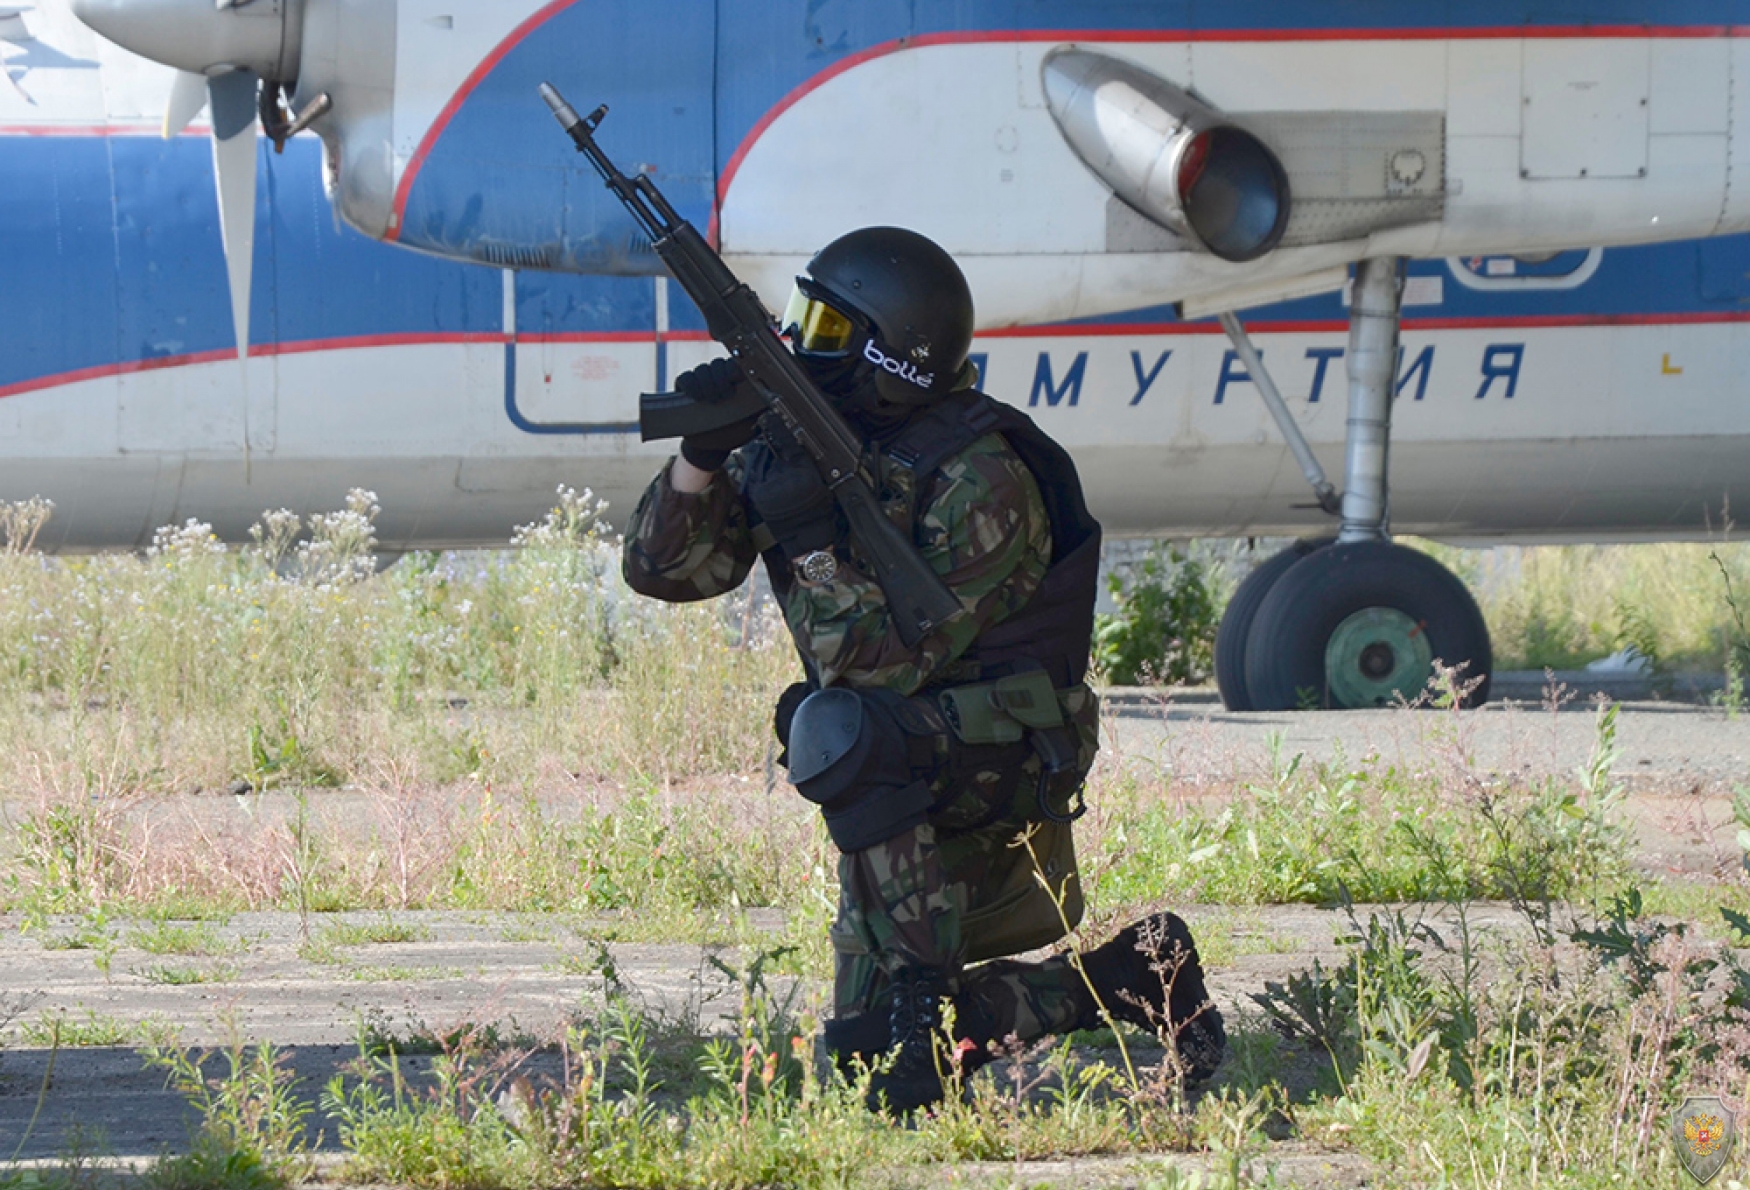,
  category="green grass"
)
[1082,706,1629,920]
[1263,891,1746,1189]
[498,918,560,944]
[1107,535,1750,688]
[354,1007,541,1057]
[0,489,792,810]
[3,496,1748,1187]
[315,917,433,947]
[13,1008,174,1049]
[118,900,1741,1190]
[341,964,463,983]
[296,917,435,968]
[0,701,1634,932]
[1186,910,1301,969]
[140,1033,315,1190]
[19,1008,129,1048]
[315,968,1203,1189]
[27,910,118,953]
[136,962,240,986]
[1416,537,1750,673]
[128,921,245,957]
[0,491,1721,932]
